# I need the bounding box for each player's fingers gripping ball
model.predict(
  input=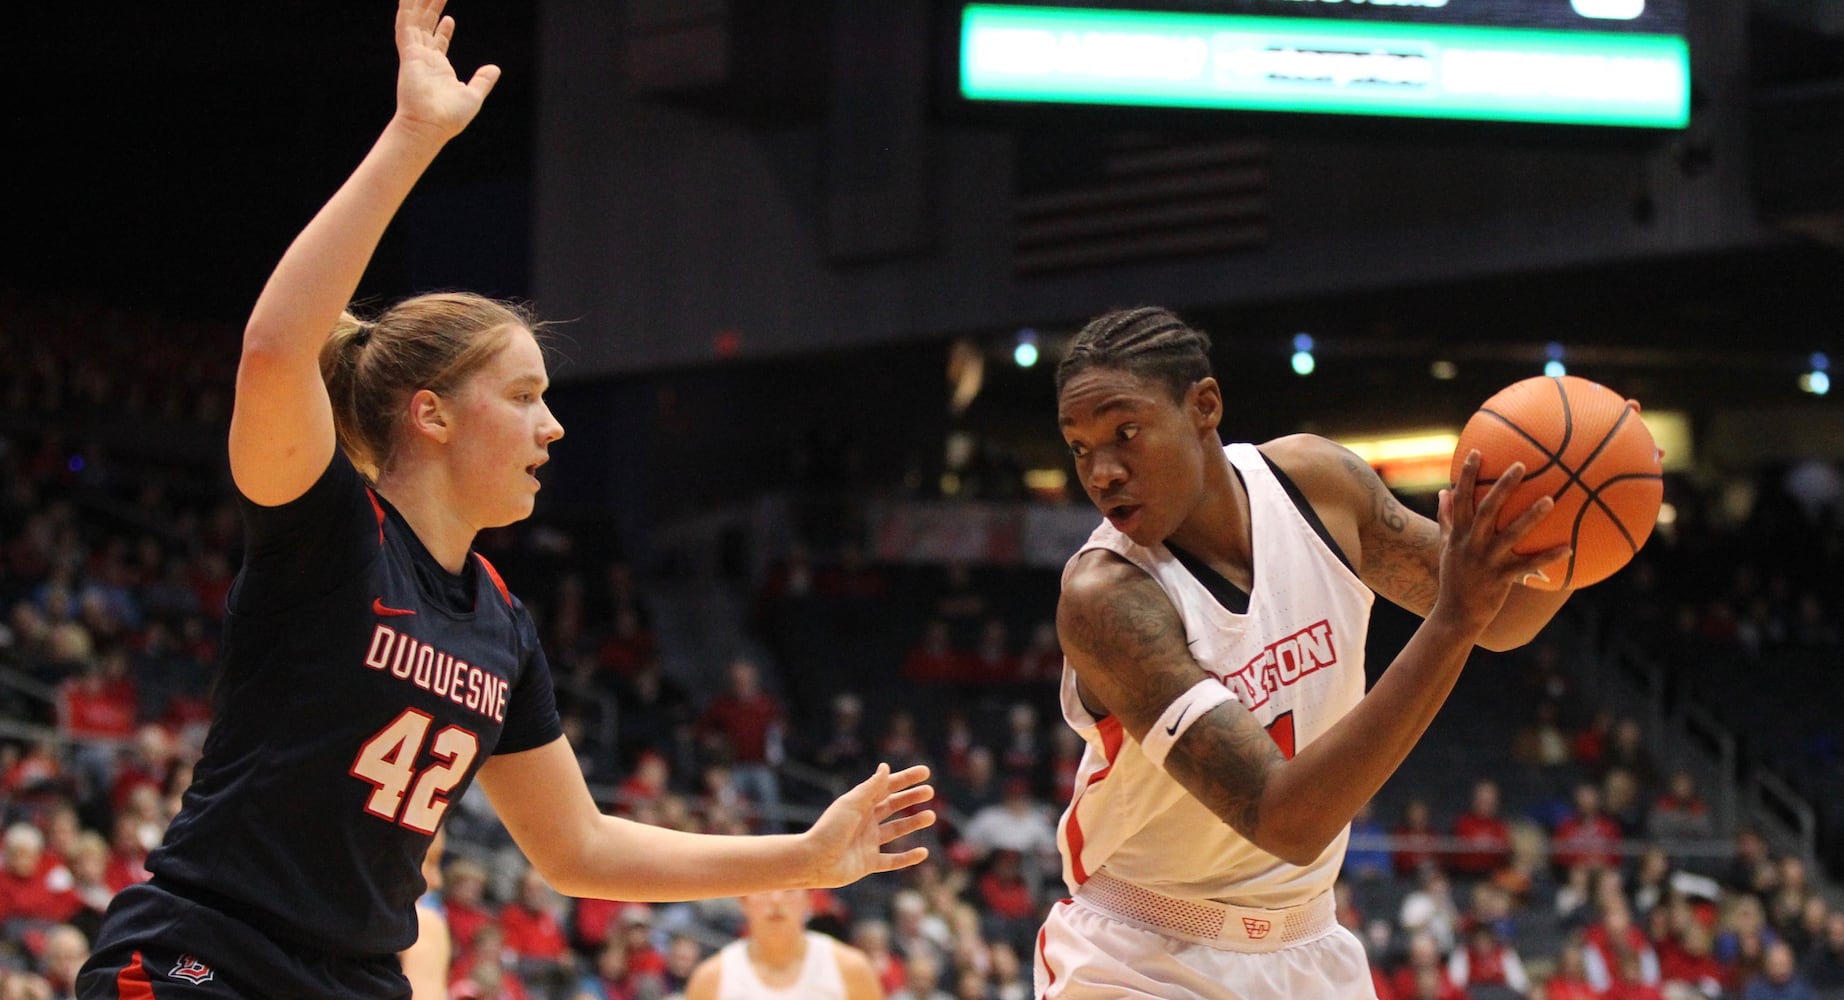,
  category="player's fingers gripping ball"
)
[1450,375,1663,591]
